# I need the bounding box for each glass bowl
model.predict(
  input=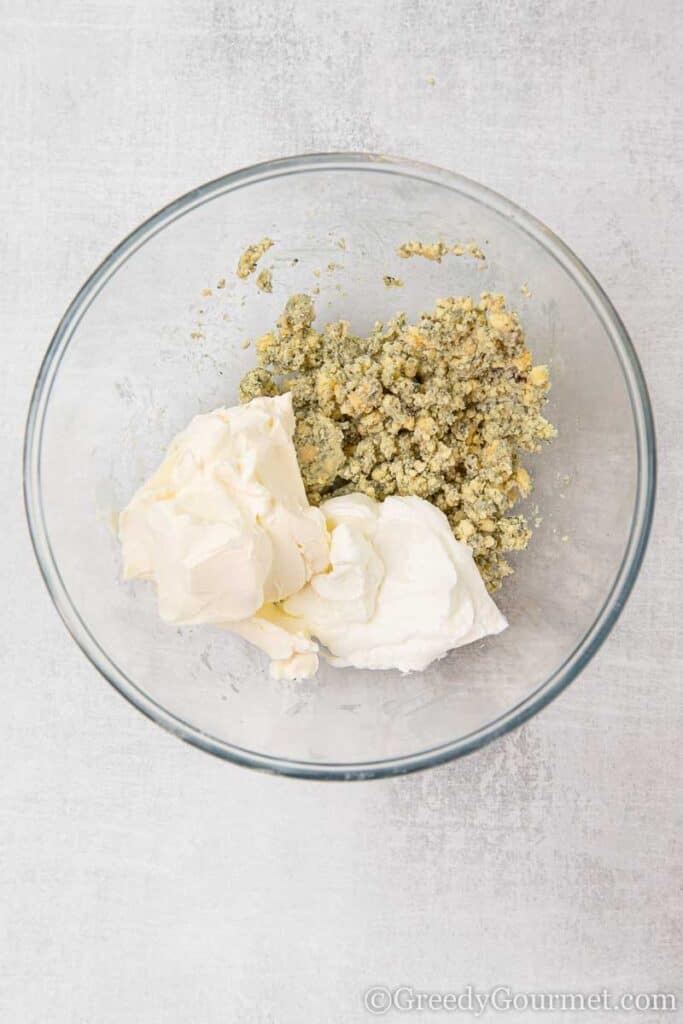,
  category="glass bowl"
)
[24,154,655,779]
